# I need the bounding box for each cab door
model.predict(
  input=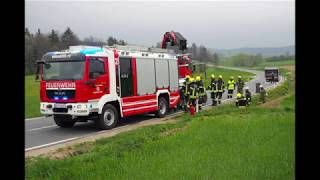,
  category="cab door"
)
[88,57,109,100]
